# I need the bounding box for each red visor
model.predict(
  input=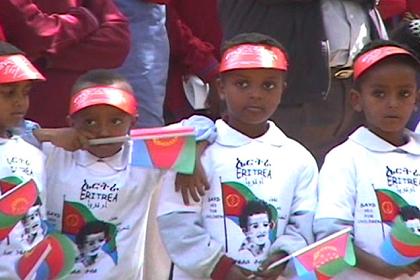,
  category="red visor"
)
[353,46,418,80]
[69,86,138,116]
[0,54,45,84]
[219,44,288,73]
